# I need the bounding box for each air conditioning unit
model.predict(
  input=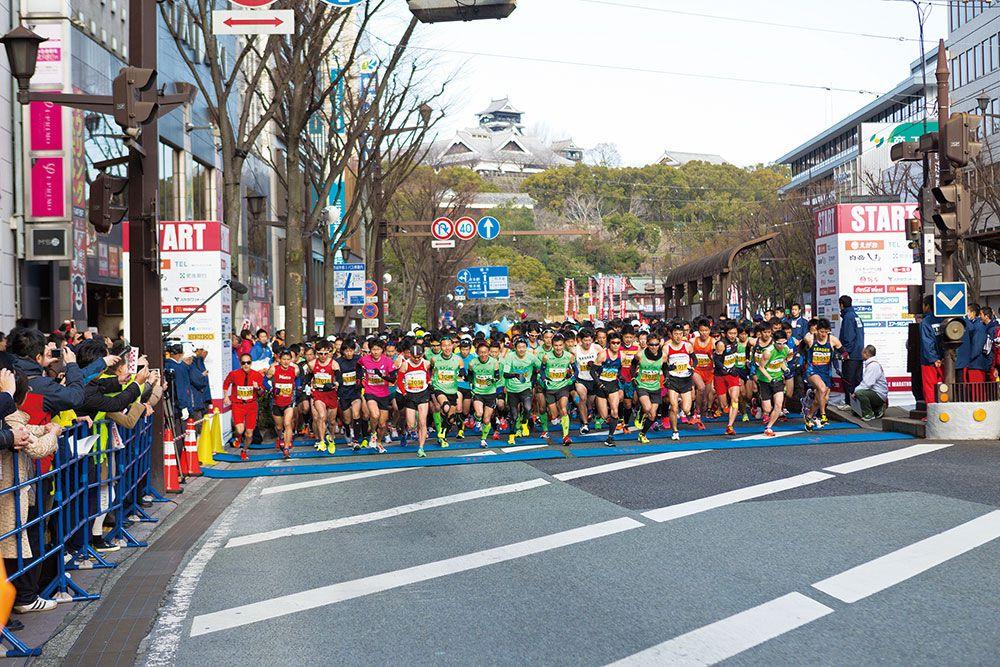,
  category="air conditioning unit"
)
[407,0,516,23]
